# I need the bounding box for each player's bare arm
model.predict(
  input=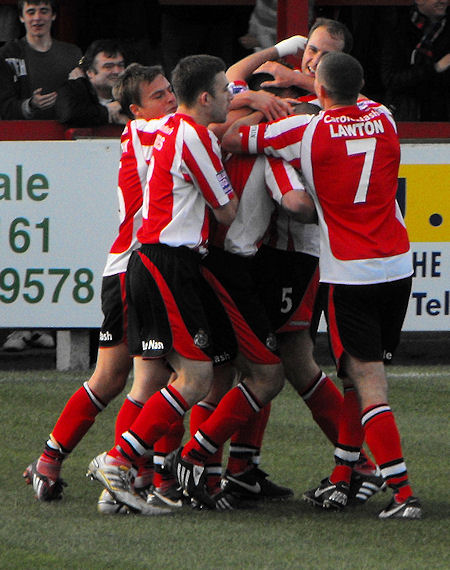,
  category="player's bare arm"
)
[227,35,307,82]
[212,194,239,226]
[210,92,293,140]
[281,189,317,224]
